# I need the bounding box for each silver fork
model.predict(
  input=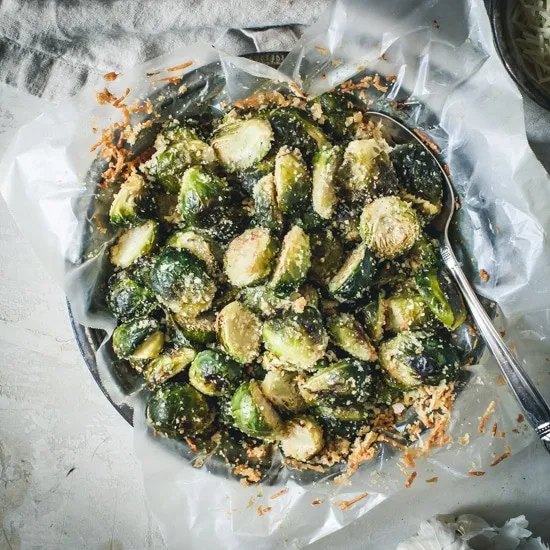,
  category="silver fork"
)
[367,111,550,453]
